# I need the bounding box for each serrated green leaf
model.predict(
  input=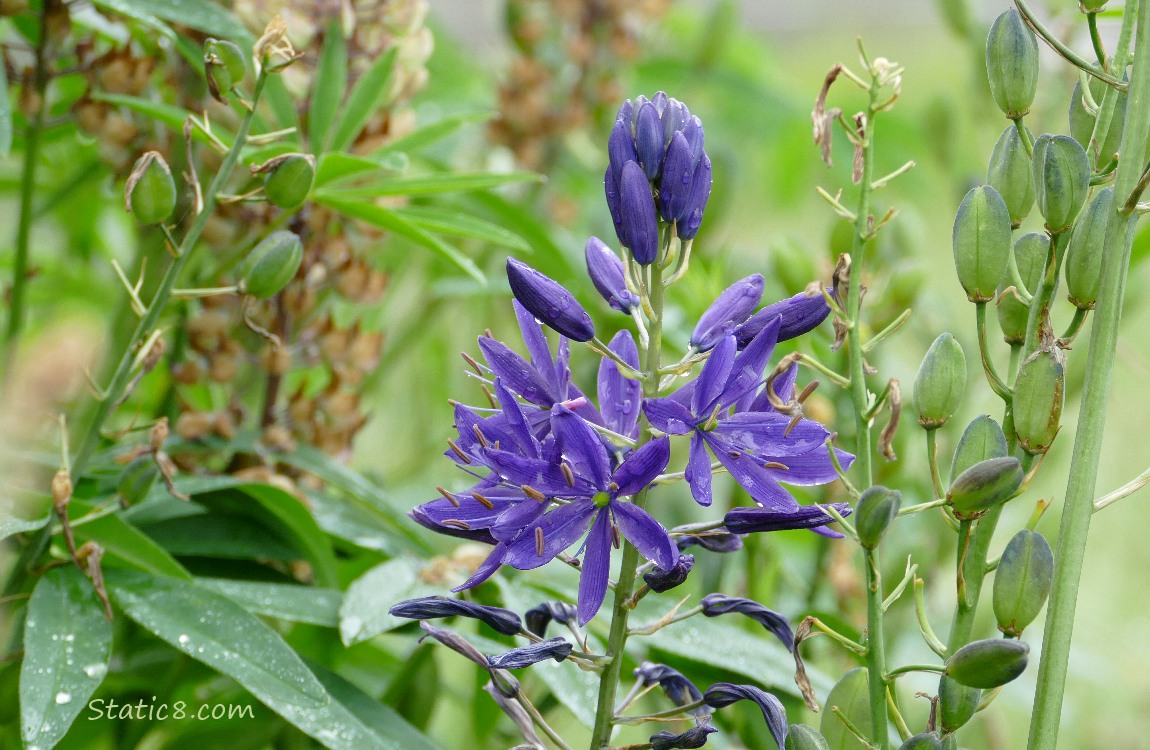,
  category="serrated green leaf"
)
[310,21,347,153]
[316,170,542,199]
[20,566,112,750]
[71,500,191,580]
[328,47,398,154]
[393,205,532,253]
[107,570,390,750]
[317,196,484,283]
[819,667,873,750]
[196,578,342,627]
[91,0,250,42]
[371,112,493,156]
[339,558,441,646]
